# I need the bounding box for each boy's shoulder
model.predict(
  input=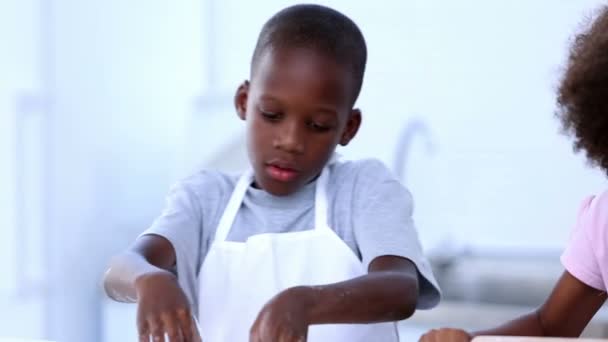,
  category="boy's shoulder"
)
[332,157,389,172]
[332,158,393,177]
[175,169,240,200]
[329,157,398,188]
